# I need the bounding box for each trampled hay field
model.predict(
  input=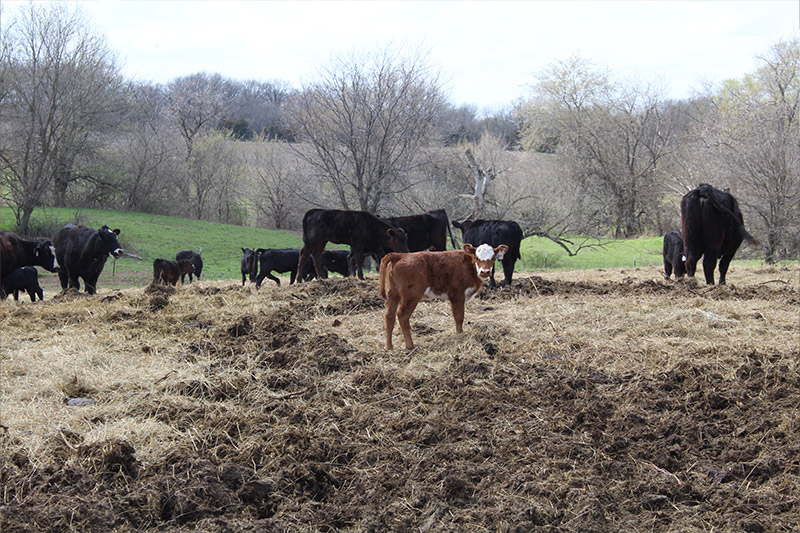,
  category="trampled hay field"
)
[2,265,799,531]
